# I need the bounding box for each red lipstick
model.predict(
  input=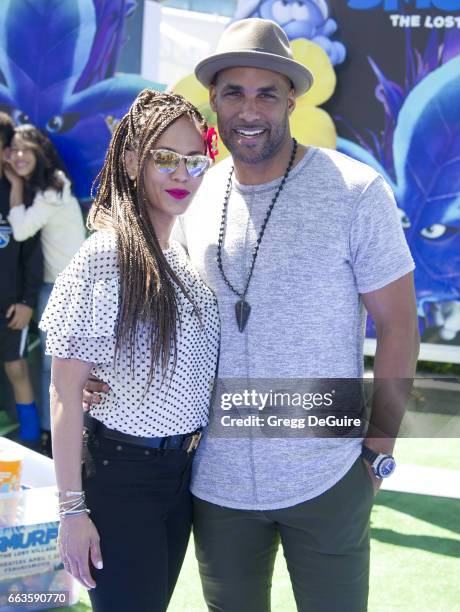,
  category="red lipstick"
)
[166,189,190,200]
